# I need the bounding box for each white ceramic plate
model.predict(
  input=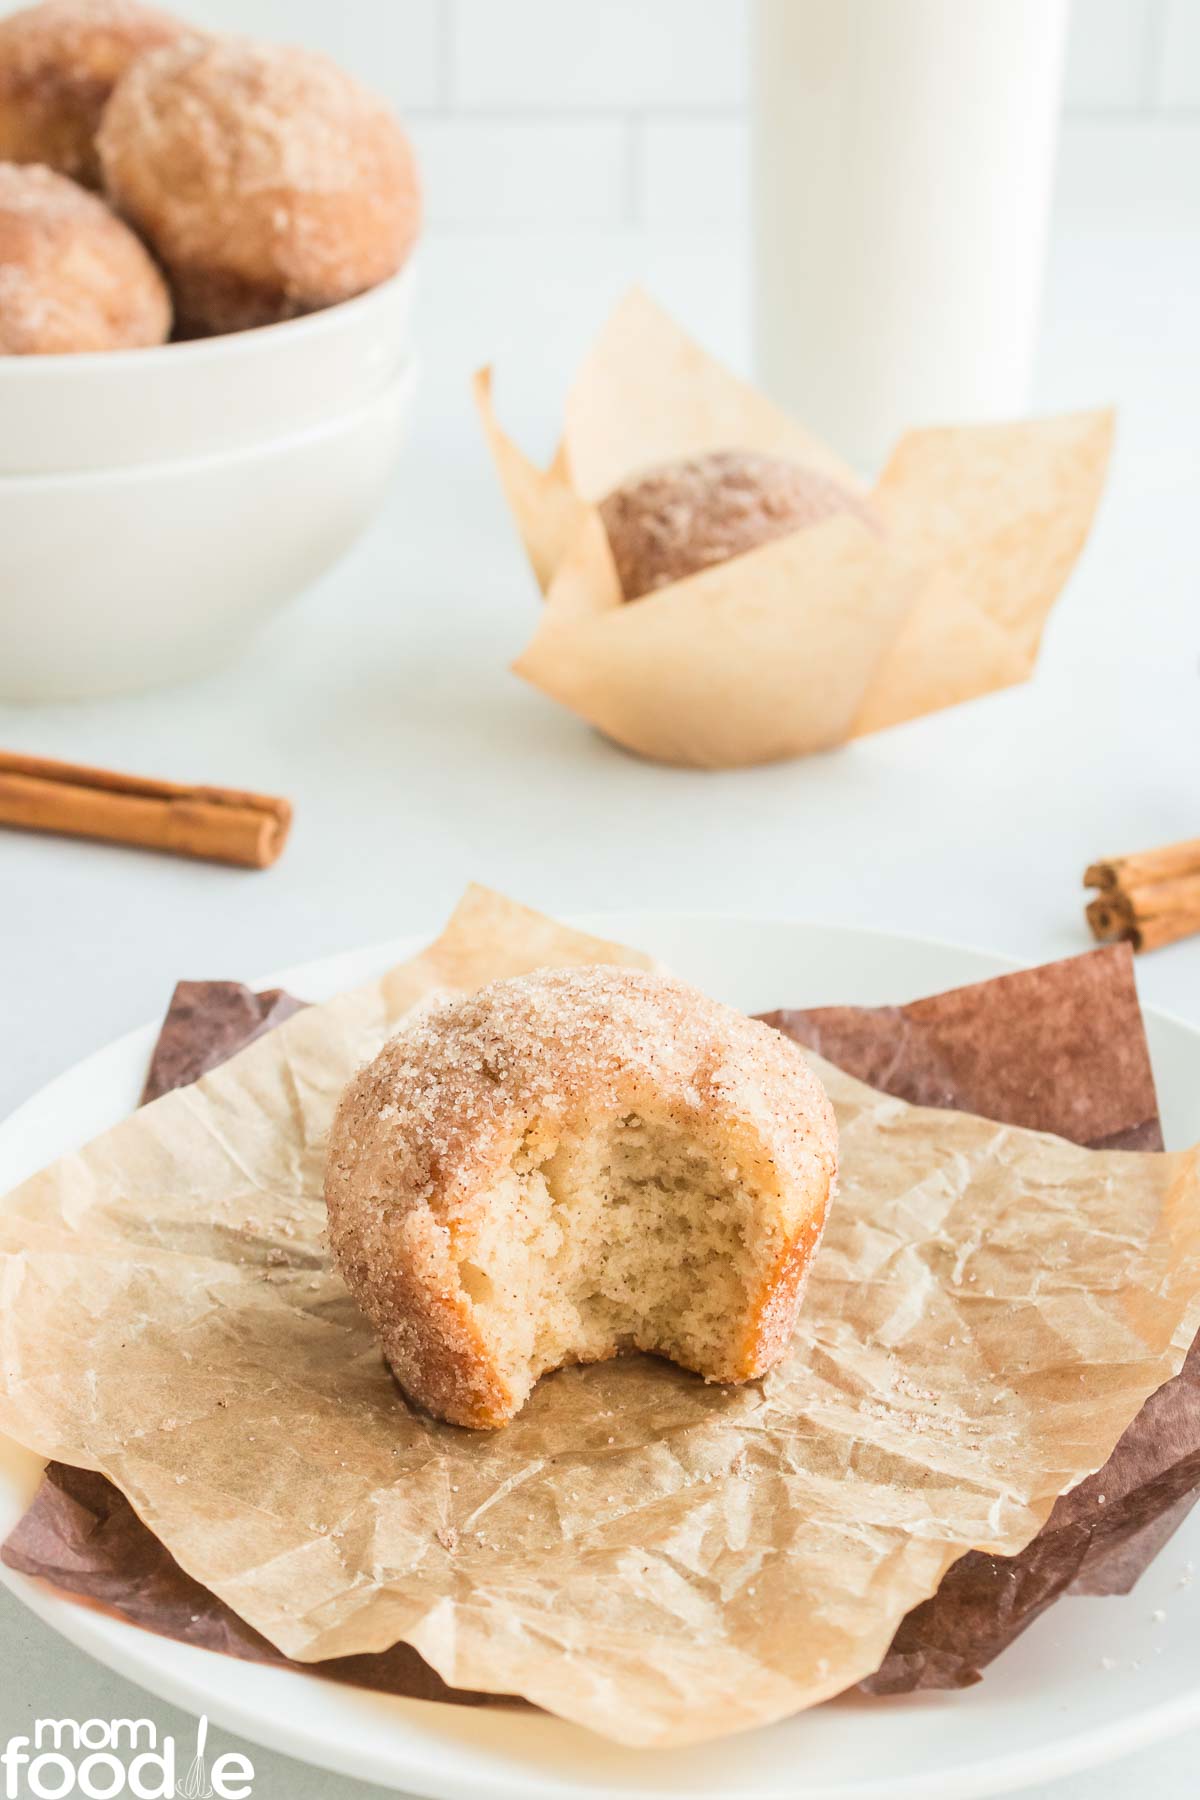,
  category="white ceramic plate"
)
[2,914,1200,1800]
